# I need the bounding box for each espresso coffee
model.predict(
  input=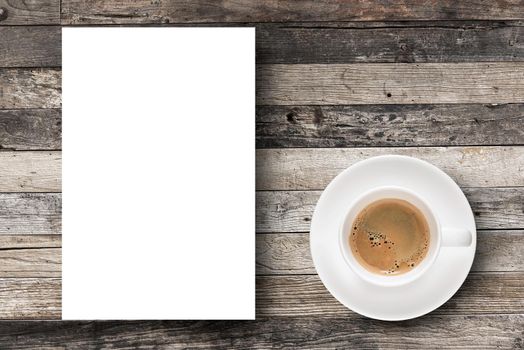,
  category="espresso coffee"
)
[349,198,430,276]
